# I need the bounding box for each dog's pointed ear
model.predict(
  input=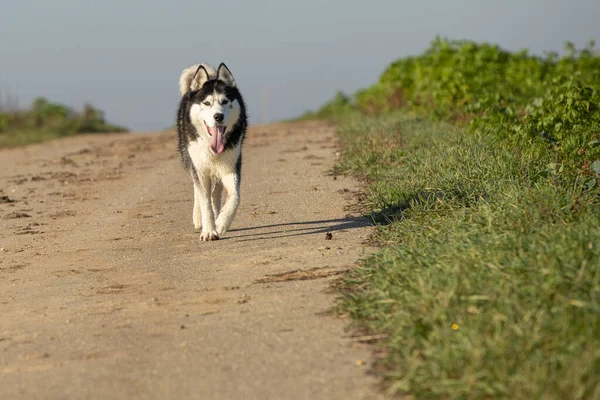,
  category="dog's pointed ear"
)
[190,65,211,92]
[217,63,236,87]
[179,63,218,96]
